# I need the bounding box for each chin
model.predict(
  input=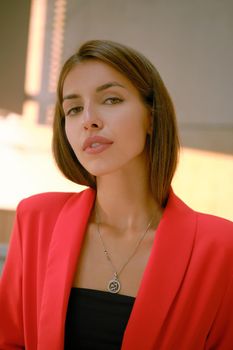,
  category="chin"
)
[77,155,119,176]
[79,153,146,178]
[85,167,116,178]
[82,161,123,178]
